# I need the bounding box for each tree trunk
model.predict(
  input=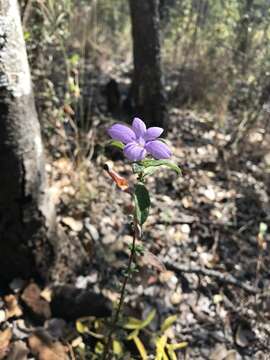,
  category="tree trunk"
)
[129,0,167,129]
[0,0,87,284]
